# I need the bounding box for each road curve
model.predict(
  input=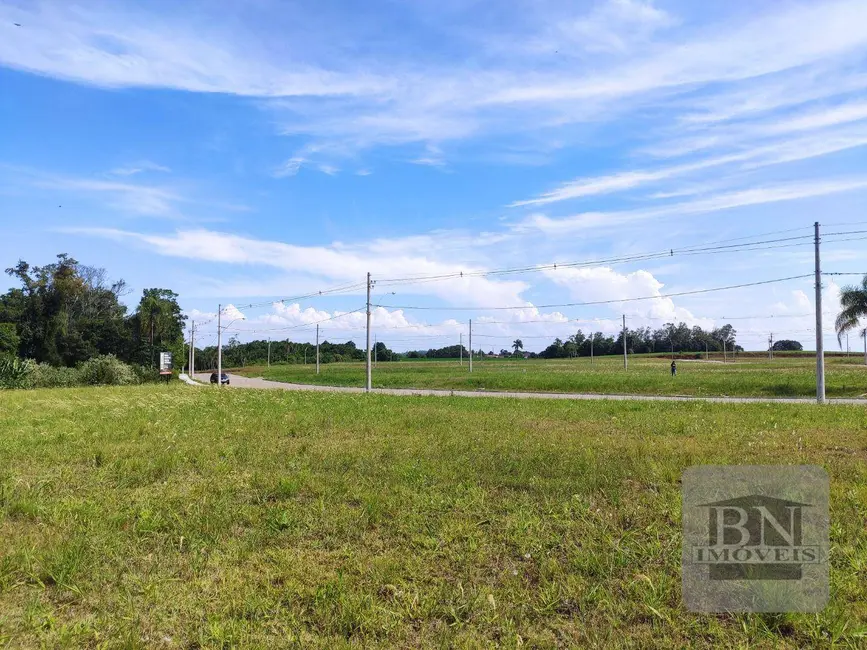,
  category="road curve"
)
[193,373,867,405]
